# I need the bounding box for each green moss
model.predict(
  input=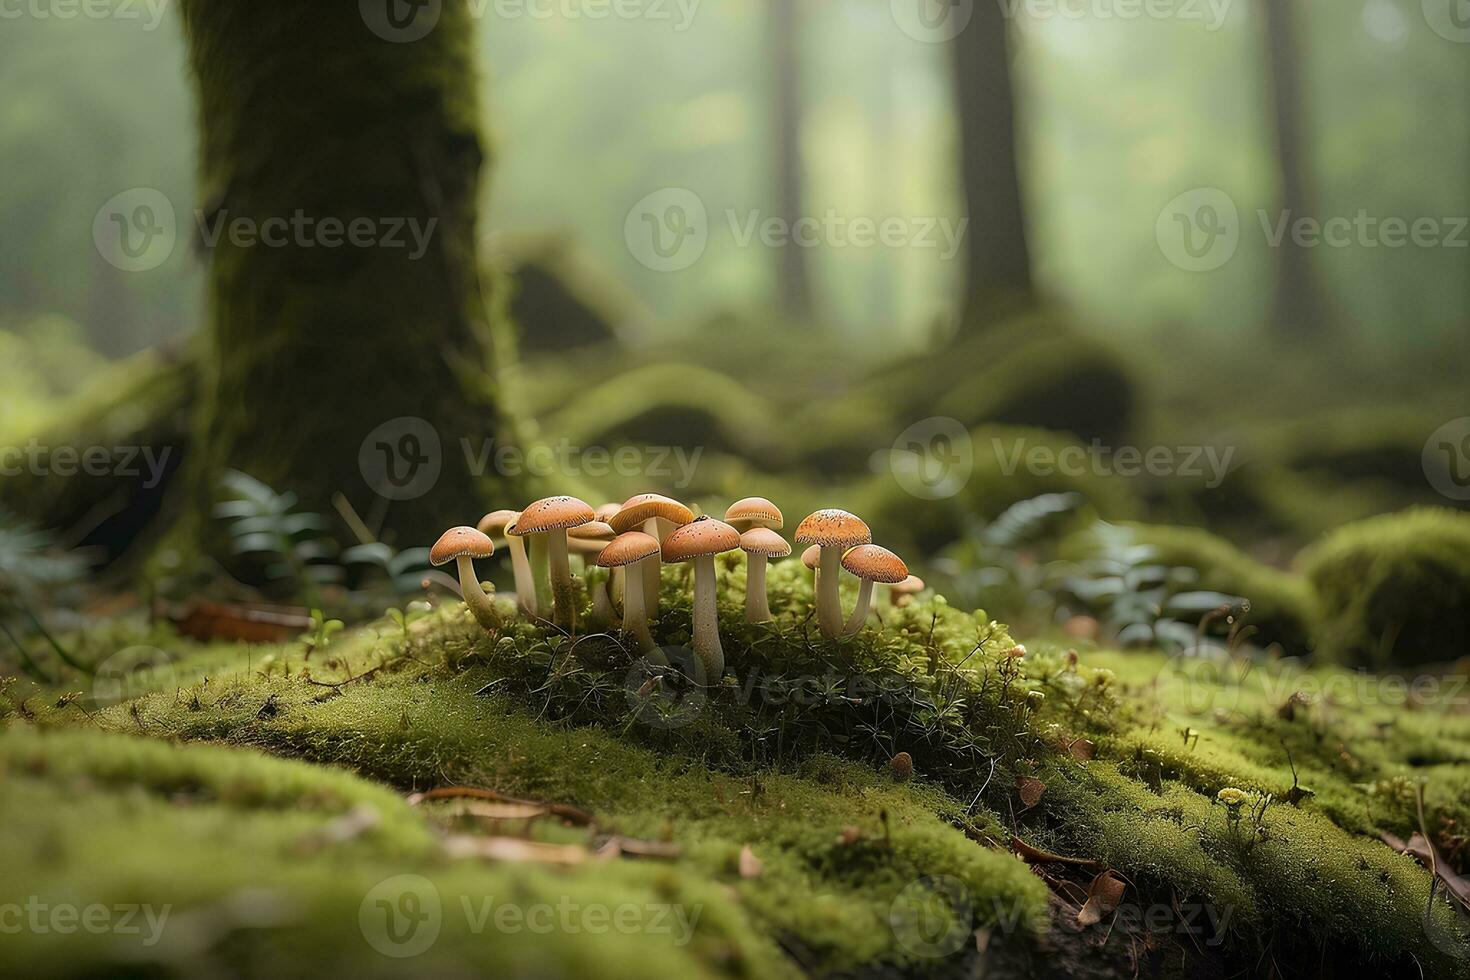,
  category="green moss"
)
[9,563,1470,976]
[1300,508,1470,668]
